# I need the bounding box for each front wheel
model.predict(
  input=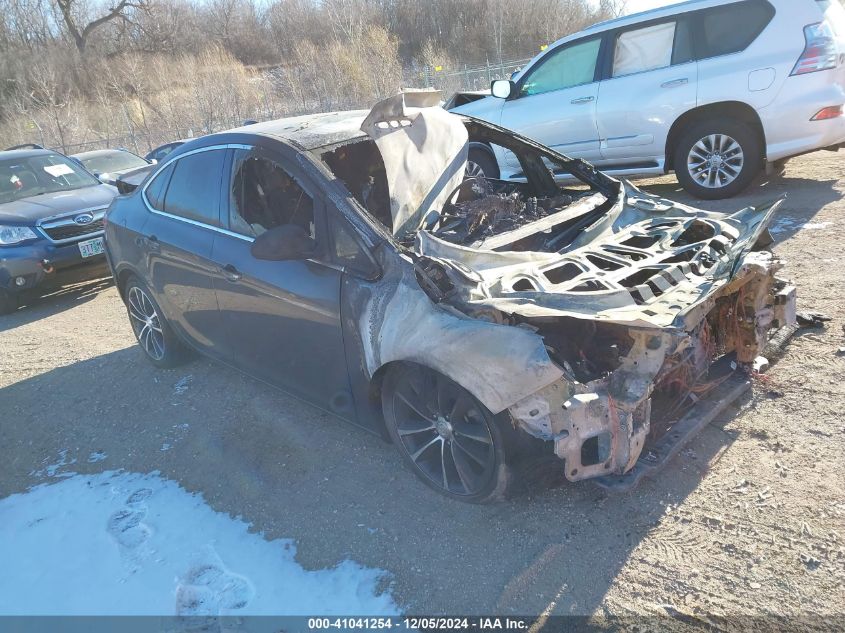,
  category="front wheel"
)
[466,147,500,181]
[382,363,514,503]
[124,276,190,368]
[674,119,762,200]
